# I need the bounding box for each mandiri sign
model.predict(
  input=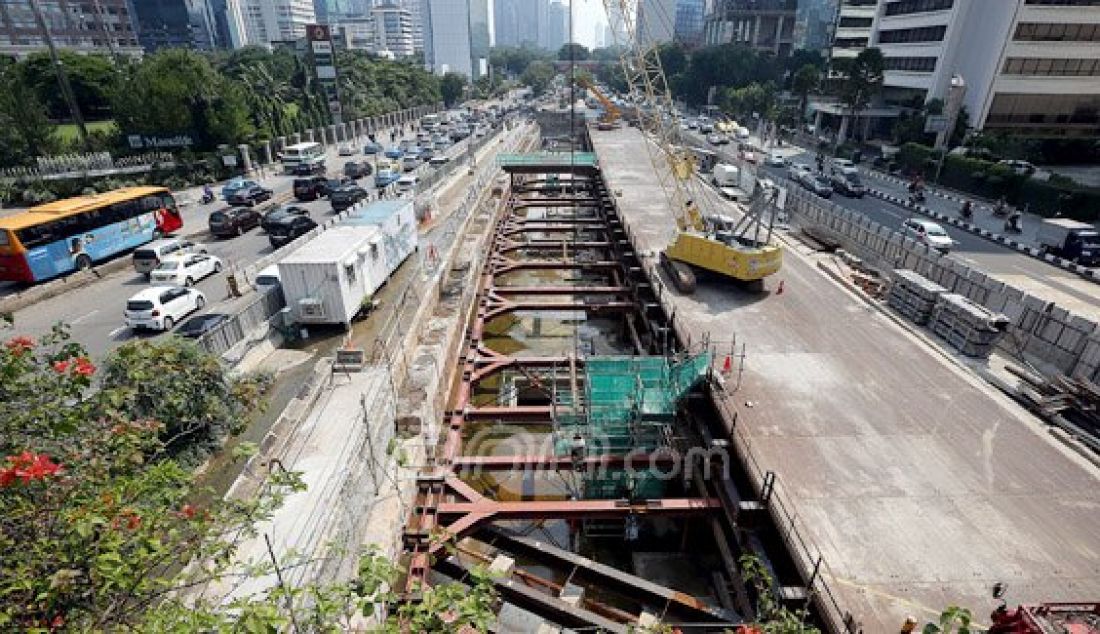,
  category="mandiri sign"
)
[127,135,195,150]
